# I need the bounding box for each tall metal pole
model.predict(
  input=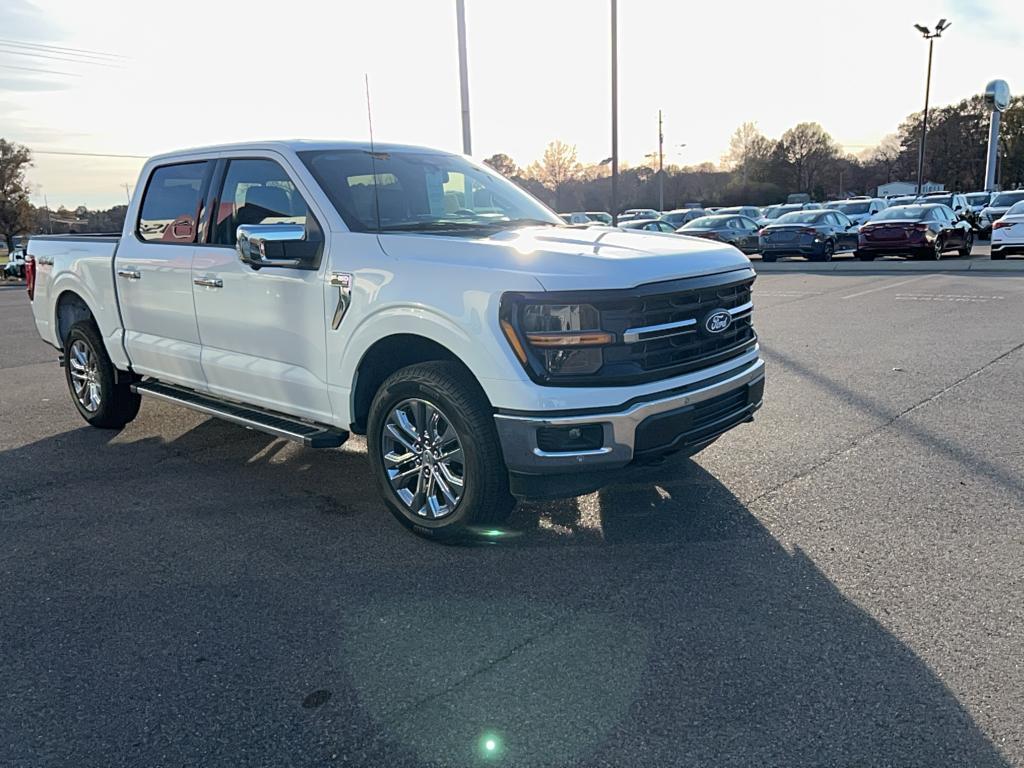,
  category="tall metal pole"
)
[658,109,664,212]
[456,0,472,155]
[915,37,934,195]
[610,0,619,224]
